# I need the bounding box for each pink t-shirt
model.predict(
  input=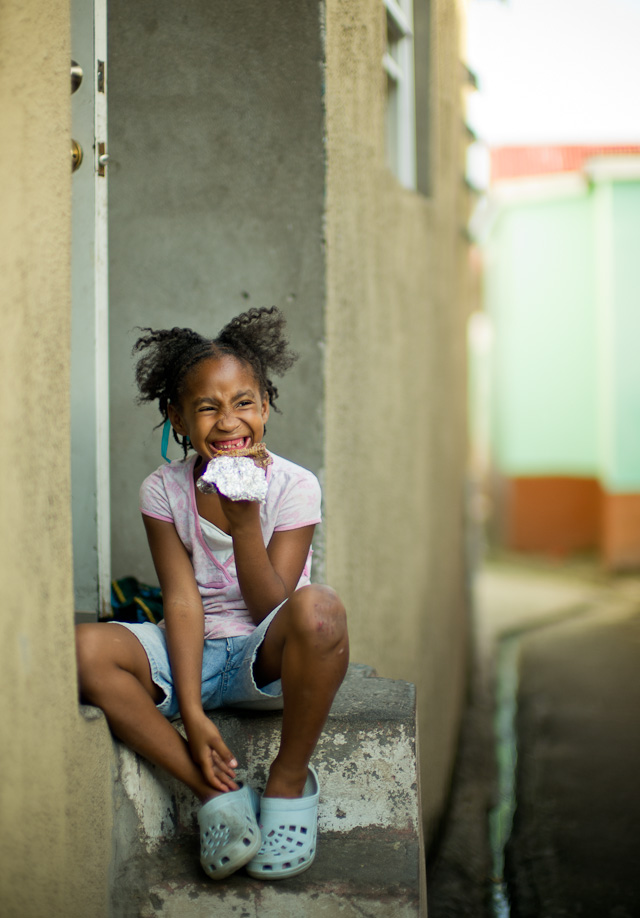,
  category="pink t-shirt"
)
[139,452,322,639]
